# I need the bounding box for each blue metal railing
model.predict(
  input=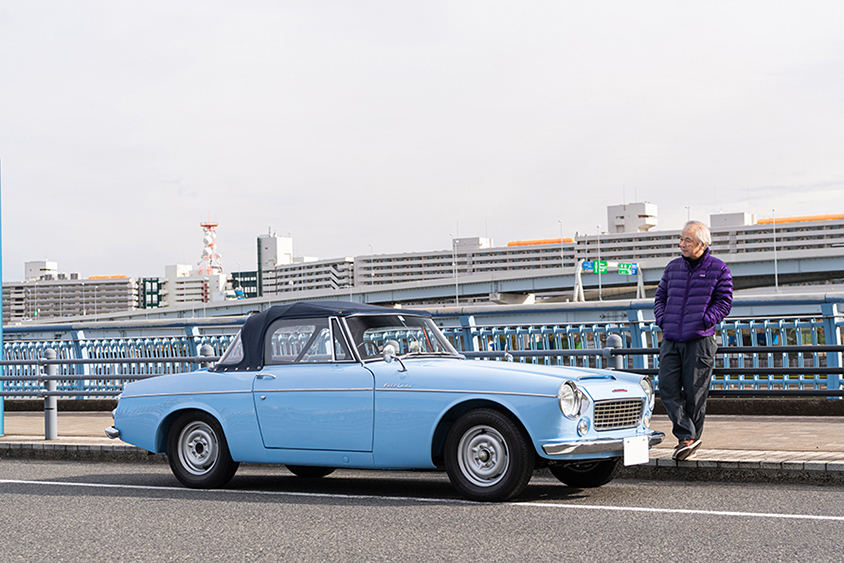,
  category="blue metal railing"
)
[2,334,235,397]
[440,315,844,392]
[1,306,842,397]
